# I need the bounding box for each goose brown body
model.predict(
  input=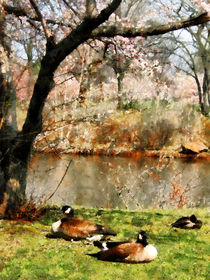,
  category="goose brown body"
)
[50,206,116,240]
[93,242,155,263]
[58,218,115,239]
[89,231,157,263]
